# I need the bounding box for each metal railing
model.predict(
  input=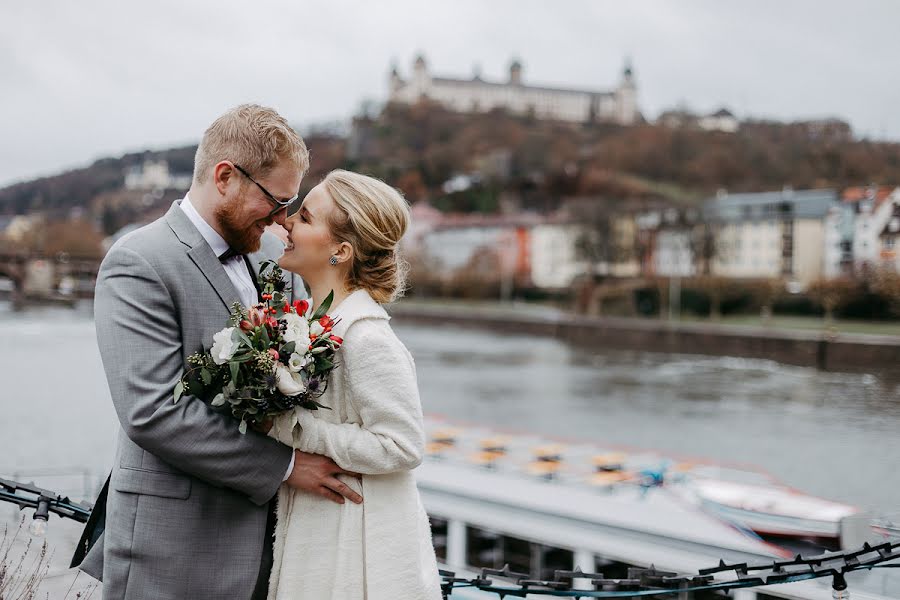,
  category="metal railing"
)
[1,477,897,599]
